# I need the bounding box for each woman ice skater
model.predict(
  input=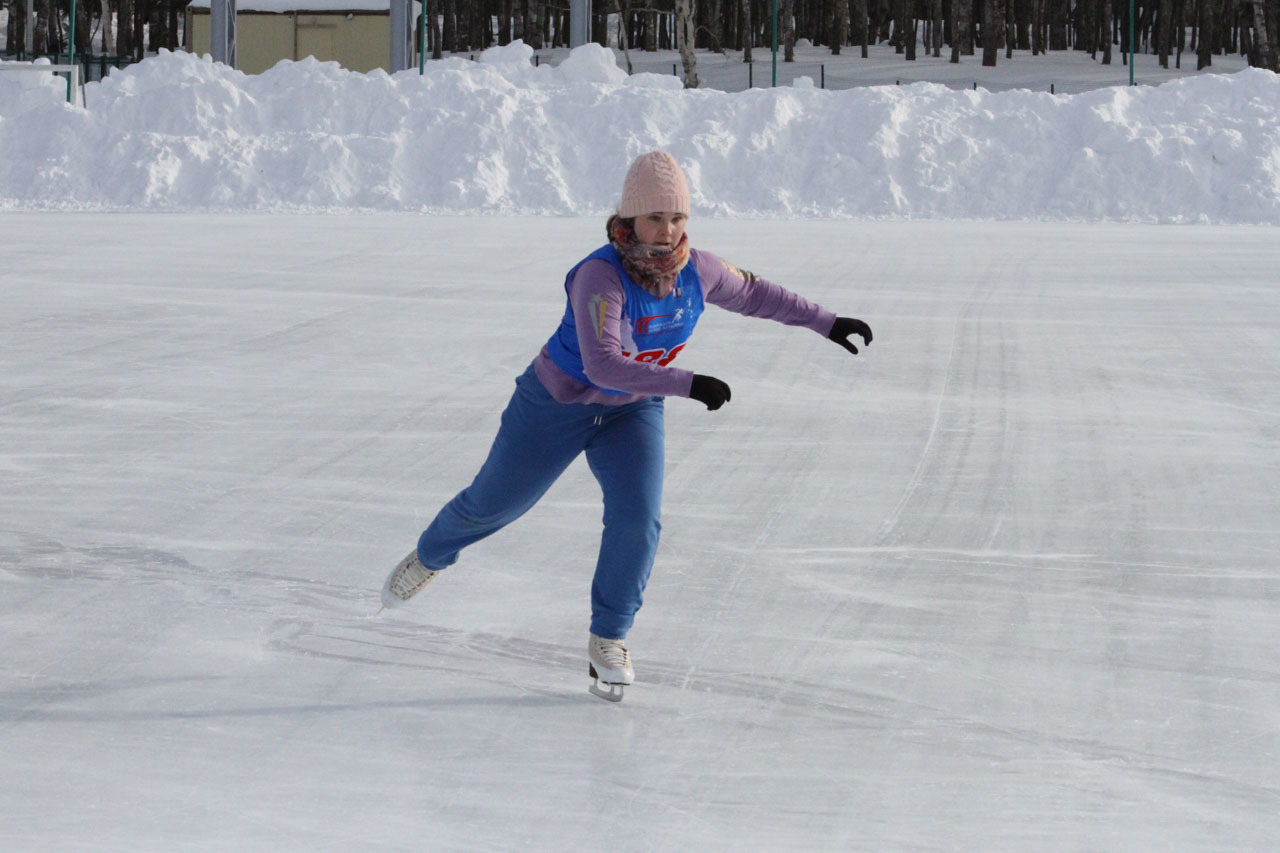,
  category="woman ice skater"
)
[382,151,872,701]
